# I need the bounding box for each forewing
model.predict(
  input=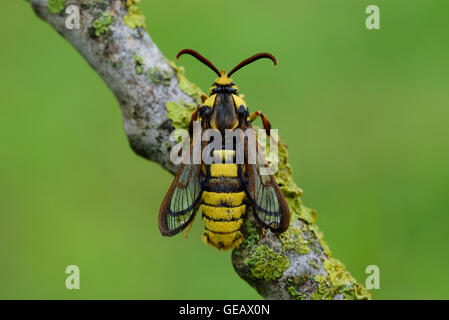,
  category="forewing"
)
[158,156,203,237]
[241,128,290,232]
